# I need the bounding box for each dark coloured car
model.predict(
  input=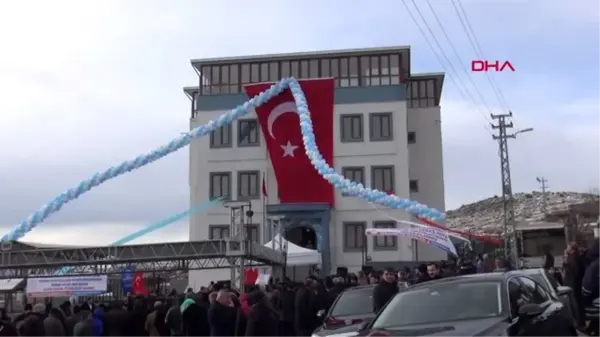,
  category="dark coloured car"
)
[312,285,376,337]
[358,273,577,336]
[517,268,575,321]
